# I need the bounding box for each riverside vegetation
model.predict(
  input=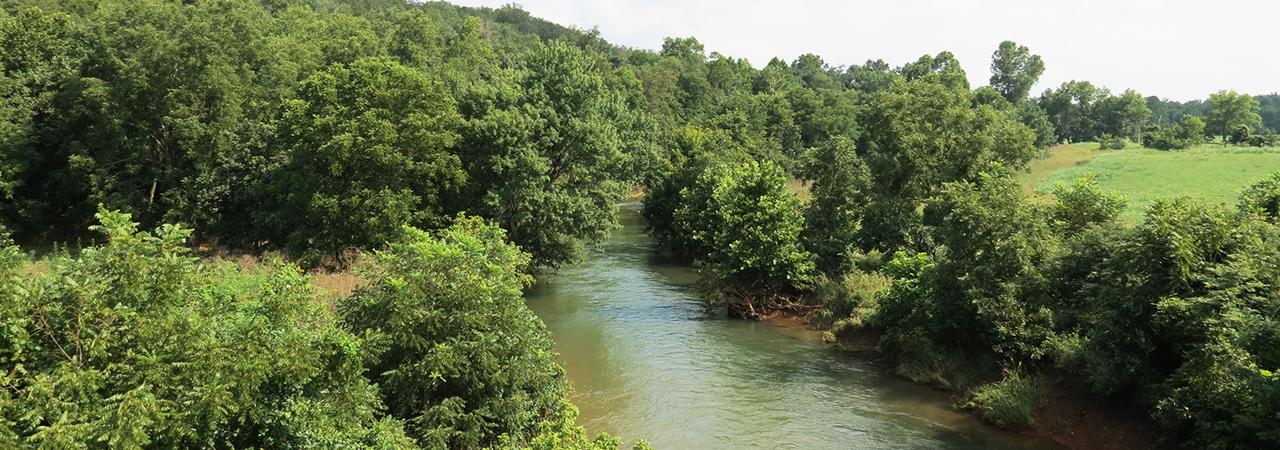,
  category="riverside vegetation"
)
[1,0,1278,448]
